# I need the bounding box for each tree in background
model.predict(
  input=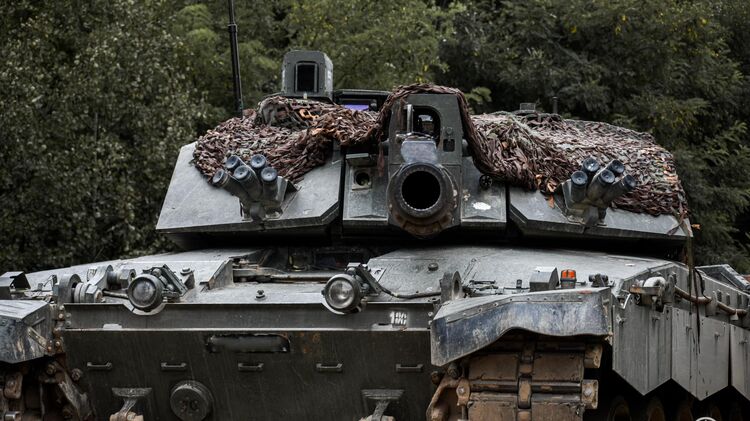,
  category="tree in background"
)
[439,0,750,270]
[0,0,748,273]
[713,0,750,263]
[175,0,455,115]
[284,0,455,90]
[173,1,286,129]
[0,0,201,272]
